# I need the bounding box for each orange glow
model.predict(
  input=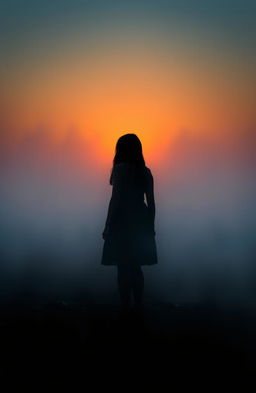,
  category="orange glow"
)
[1,41,255,167]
